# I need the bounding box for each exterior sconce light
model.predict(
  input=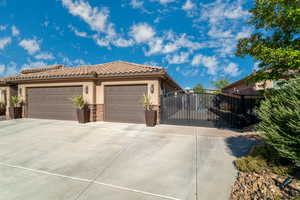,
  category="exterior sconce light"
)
[85,86,89,94]
[150,84,154,94]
